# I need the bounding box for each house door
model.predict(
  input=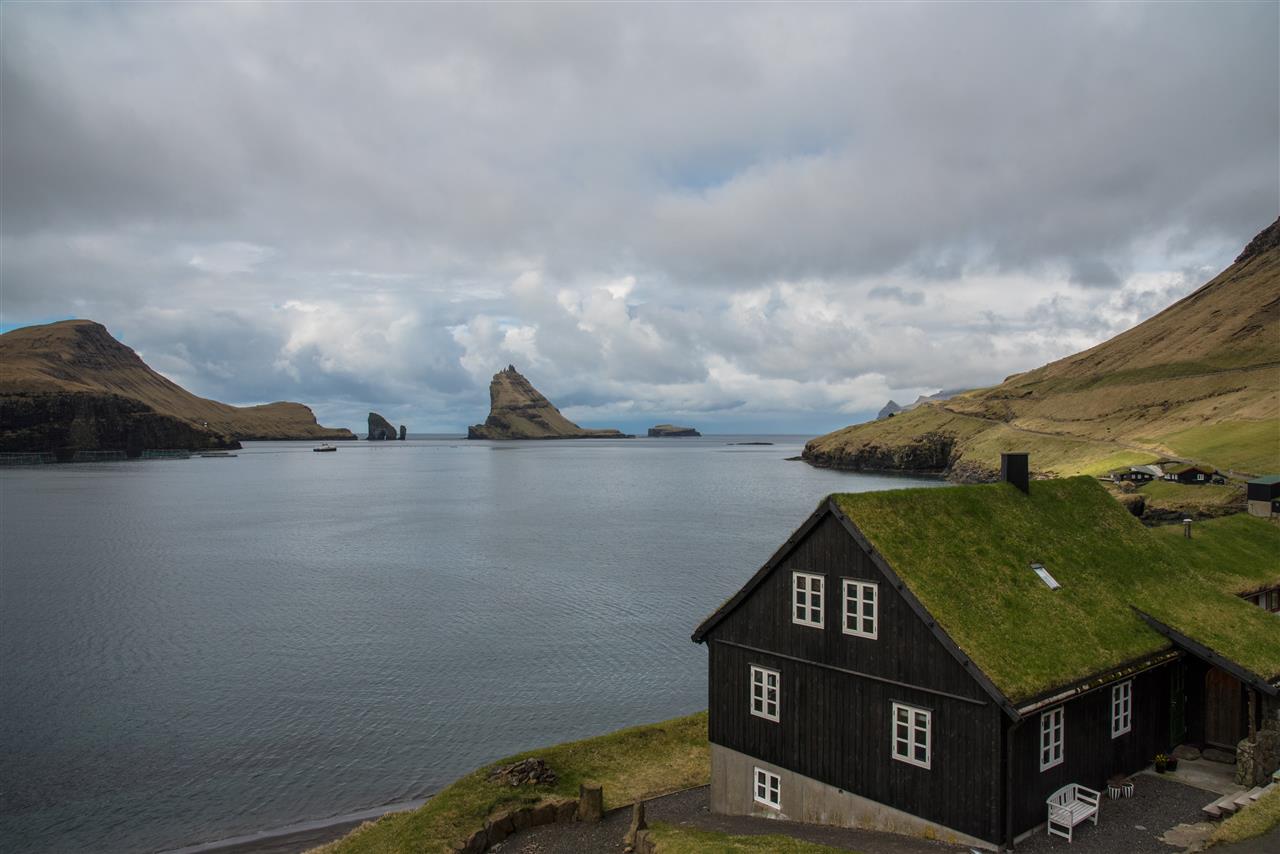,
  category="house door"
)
[1203,668,1243,749]
[1169,661,1186,748]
